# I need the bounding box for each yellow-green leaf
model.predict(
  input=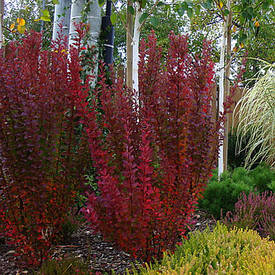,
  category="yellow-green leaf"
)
[218,1,223,9]
[110,13,117,25]
[40,16,51,22]
[10,23,15,31]
[42,9,50,17]
[17,25,26,34]
[17,18,26,26]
